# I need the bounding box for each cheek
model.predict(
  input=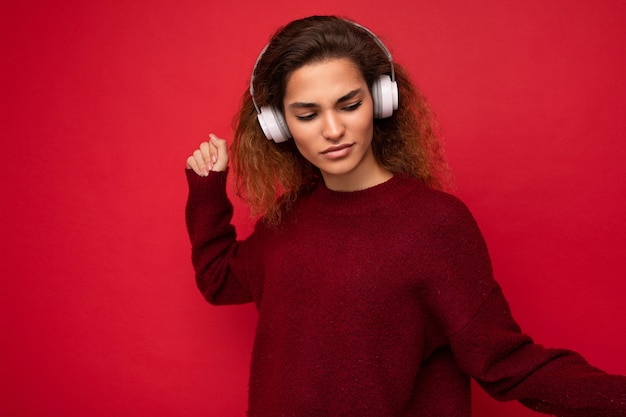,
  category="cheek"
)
[284,119,309,143]
[357,119,374,143]
[349,106,375,136]
[291,138,314,160]
[288,125,316,152]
